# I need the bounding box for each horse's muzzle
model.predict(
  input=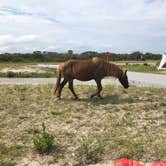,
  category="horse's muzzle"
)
[124,85,129,89]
